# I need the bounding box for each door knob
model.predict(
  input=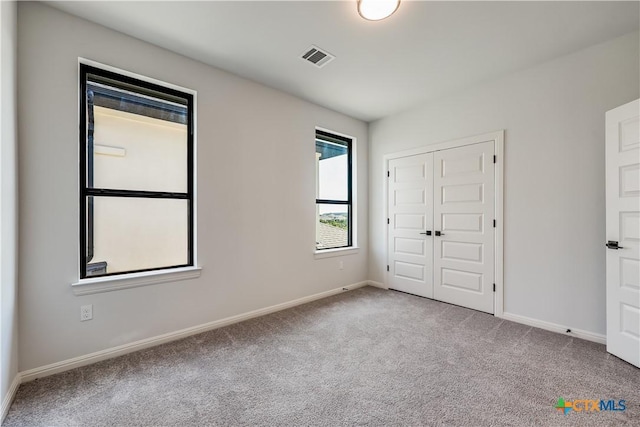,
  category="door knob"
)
[606,241,623,250]
[420,231,432,236]
[435,231,444,236]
